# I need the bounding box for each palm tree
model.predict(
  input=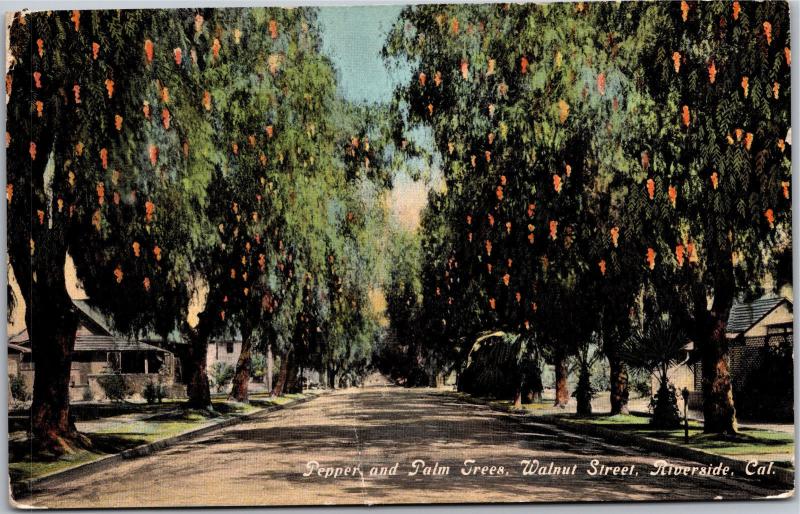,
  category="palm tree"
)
[460,331,541,407]
[572,337,605,416]
[619,317,689,428]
